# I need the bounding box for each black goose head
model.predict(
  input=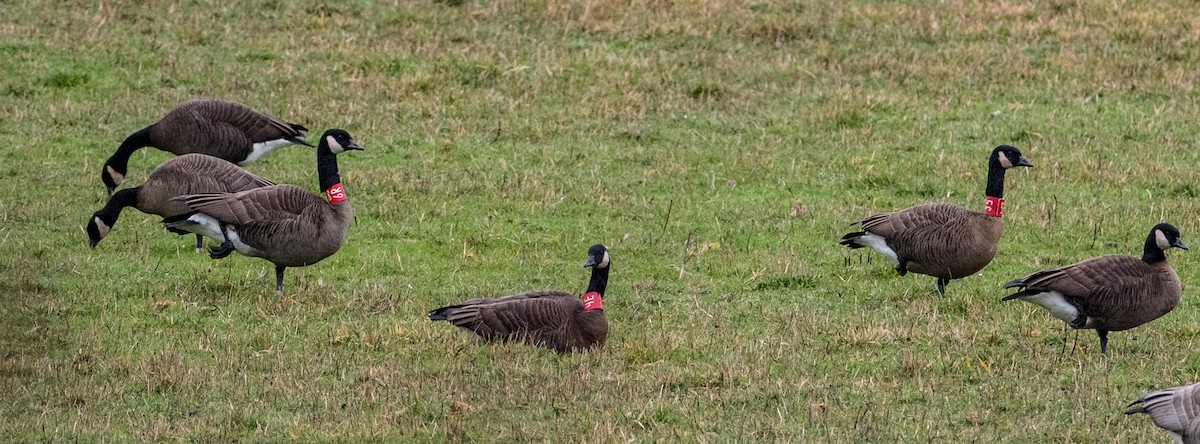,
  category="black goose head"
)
[86,211,115,248]
[101,157,124,194]
[87,188,138,248]
[991,145,1034,169]
[1151,223,1188,251]
[582,244,610,269]
[319,129,364,155]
